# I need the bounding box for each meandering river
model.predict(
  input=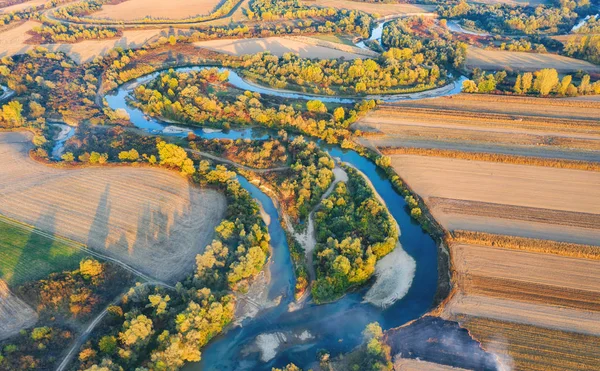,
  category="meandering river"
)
[99,67,444,370]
